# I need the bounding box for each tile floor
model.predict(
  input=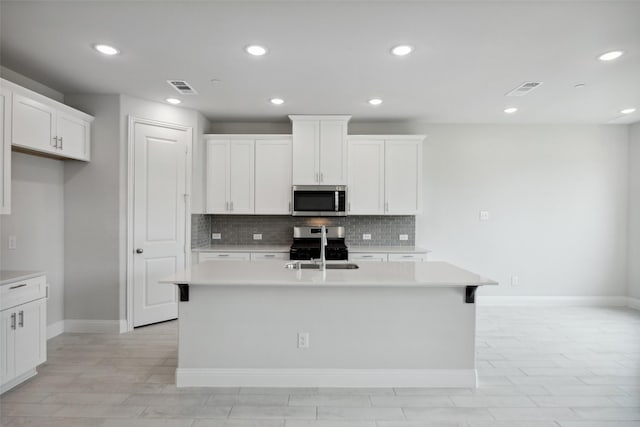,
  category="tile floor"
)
[0,306,639,427]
